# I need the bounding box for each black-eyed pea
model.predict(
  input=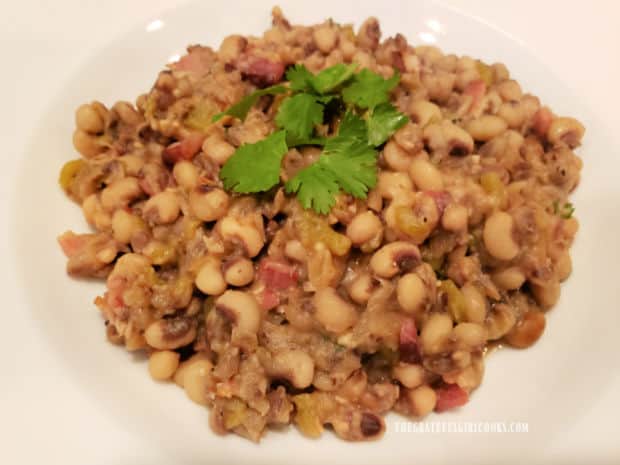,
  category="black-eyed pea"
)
[173,160,199,189]
[346,211,383,245]
[120,154,145,176]
[143,190,180,225]
[182,357,214,405]
[483,211,519,261]
[202,135,235,165]
[82,194,111,230]
[409,100,441,127]
[75,103,105,134]
[222,257,254,287]
[270,349,315,389]
[408,157,444,191]
[111,209,143,243]
[547,117,585,148]
[407,385,437,417]
[195,256,227,295]
[189,187,230,222]
[423,121,474,156]
[370,241,421,278]
[454,354,484,391]
[492,266,526,290]
[530,280,560,310]
[452,322,487,349]
[73,129,104,158]
[100,177,143,211]
[338,370,368,402]
[485,303,517,340]
[173,352,210,388]
[284,240,307,262]
[148,350,180,381]
[218,34,247,63]
[218,216,265,258]
[496,79,522,102]
[376,171,413,200]
[465,115,508,141]
[313,24,338,53]
[504,311,546,348]
[555,252,572,282]
[497,101,526,129]
[347,273,376,305]
[313,287,358,334]
[397,273,426,314]
[393,123,423,154]
[144,317,196,350]
[420,313,453,354]
[215,290,261,337]
[441,204,468,232]
[383,140,413,172]
[392,363,425,389]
